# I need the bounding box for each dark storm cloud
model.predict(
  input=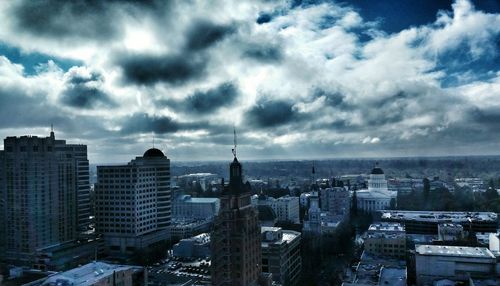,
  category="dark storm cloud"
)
[118,53,207,85]
[185,20,235,51]
[183,82,239,113]
[242,43,283,62]
[11,0,162,41]
[121,113,181,134]
[245,100,302,128]
[256,13,273,24]
[120,113,219,135]
[60,69,116,109]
